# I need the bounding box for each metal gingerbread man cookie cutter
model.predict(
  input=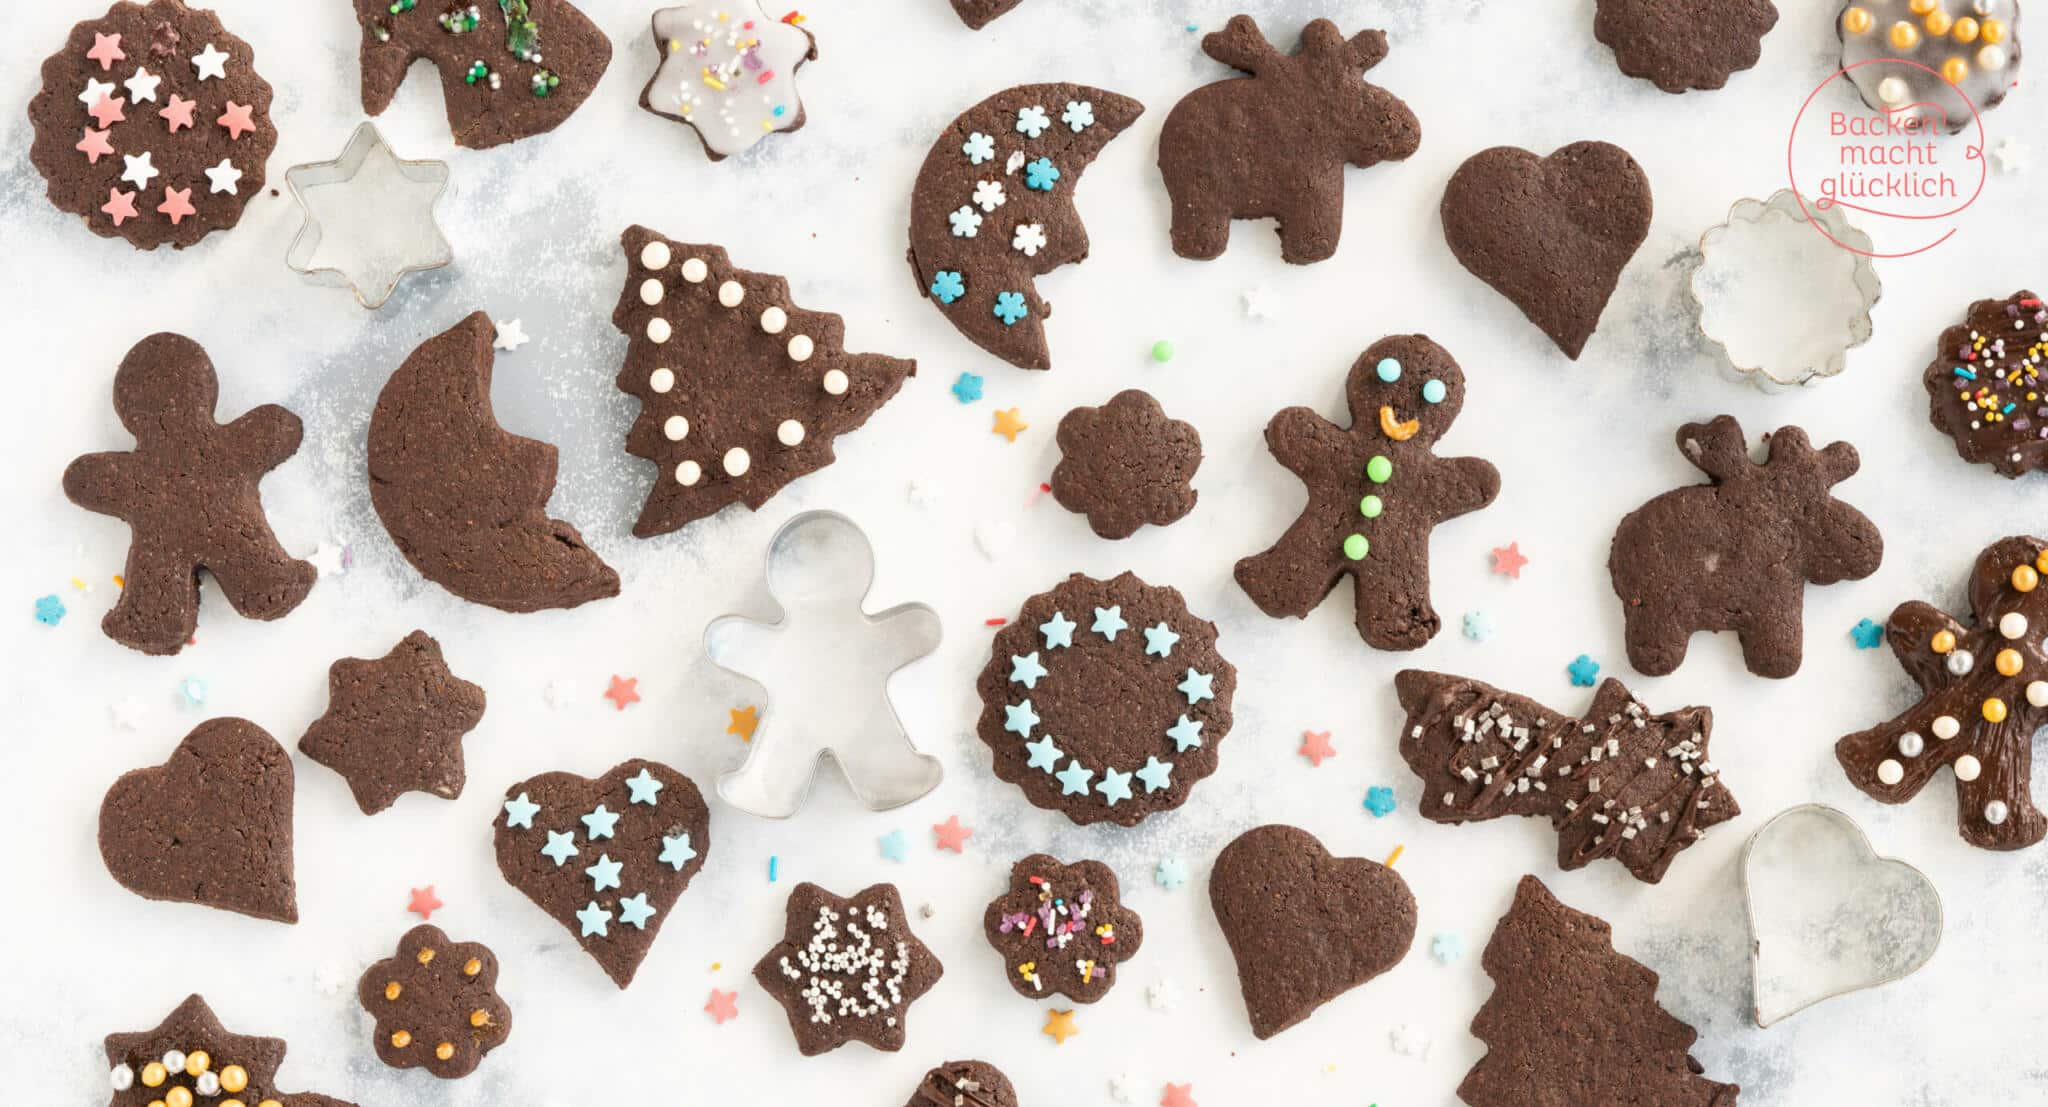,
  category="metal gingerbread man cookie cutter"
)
[705,511,943,818]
